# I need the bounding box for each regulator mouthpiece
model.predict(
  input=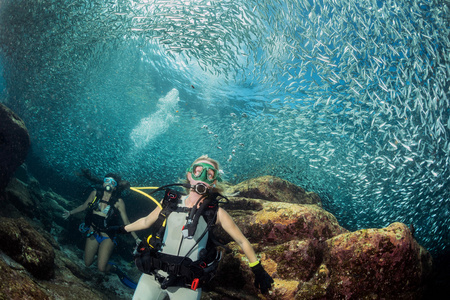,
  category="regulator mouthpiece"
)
[191,183,209,195]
